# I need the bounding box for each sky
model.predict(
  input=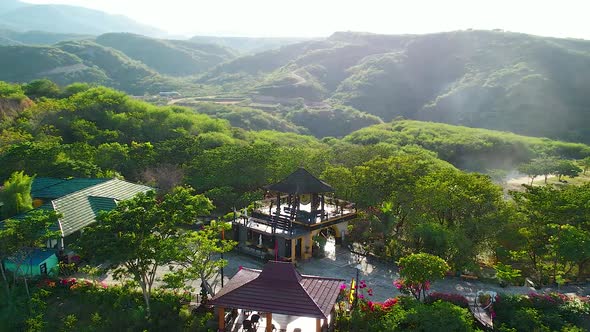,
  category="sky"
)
[22,0,590,39]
